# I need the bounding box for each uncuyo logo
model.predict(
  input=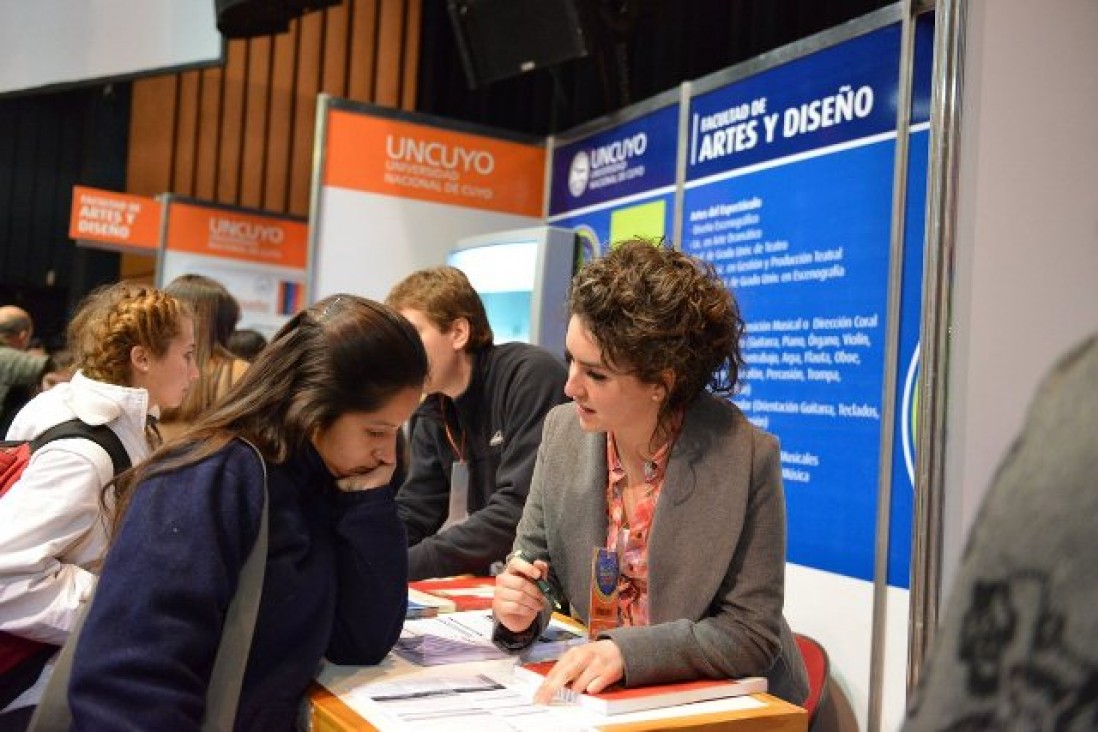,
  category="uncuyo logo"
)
[208,218,284,245]
[901,343,920,489]
[568,150,590,197]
